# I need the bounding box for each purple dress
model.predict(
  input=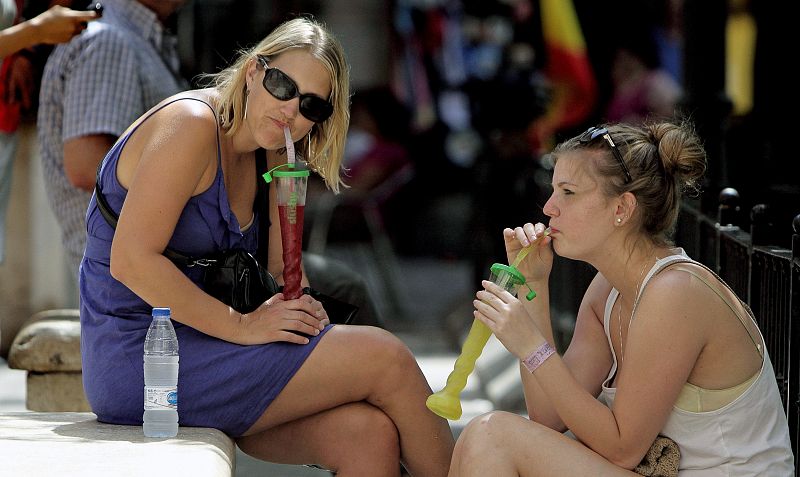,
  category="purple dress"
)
[80,98,331,437]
